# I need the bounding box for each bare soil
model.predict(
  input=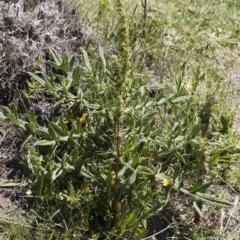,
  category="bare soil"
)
[0,121,28,221]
